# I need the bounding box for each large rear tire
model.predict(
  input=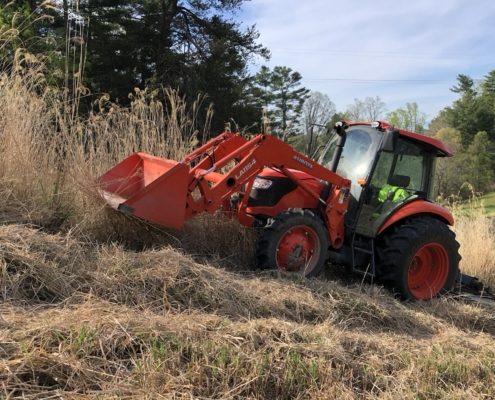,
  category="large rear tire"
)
[256,209,329,278]
[376,216,461,300]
